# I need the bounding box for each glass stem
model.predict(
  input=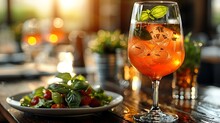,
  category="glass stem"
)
[152,80,160,110]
